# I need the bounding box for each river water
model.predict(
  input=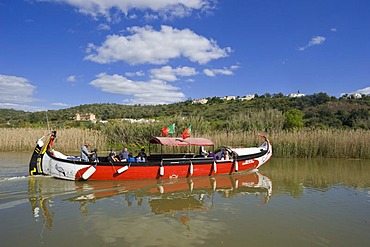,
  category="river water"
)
[0,152,369,247]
